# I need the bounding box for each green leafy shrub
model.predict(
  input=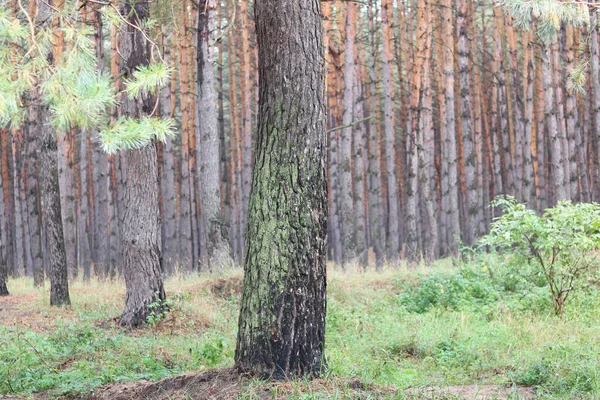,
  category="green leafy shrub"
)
[399,267,499,313]
[510,362,552,386]
[479,197,600,316]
